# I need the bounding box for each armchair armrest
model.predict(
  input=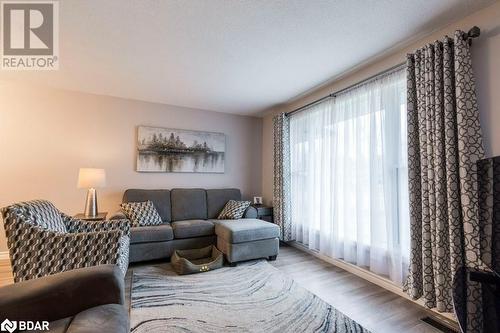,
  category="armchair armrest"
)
[63,214,130,235]
[8,223,124,282]
[0,264,124,323]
